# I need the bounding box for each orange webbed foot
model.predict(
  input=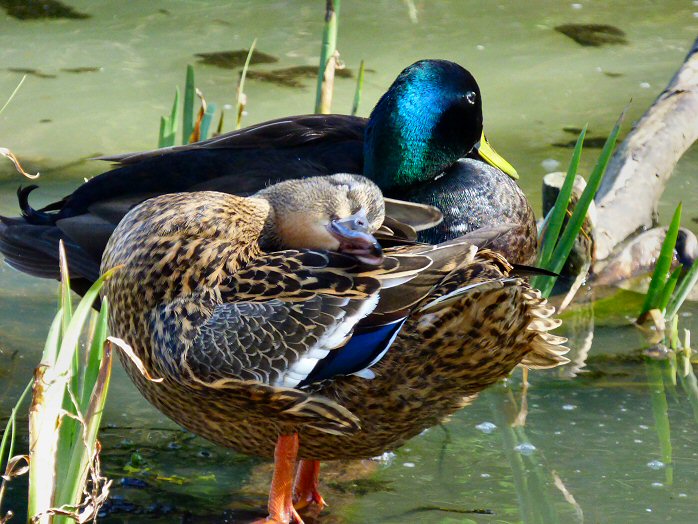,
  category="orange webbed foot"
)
[254,434,305,524]
[293,459,327,511]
